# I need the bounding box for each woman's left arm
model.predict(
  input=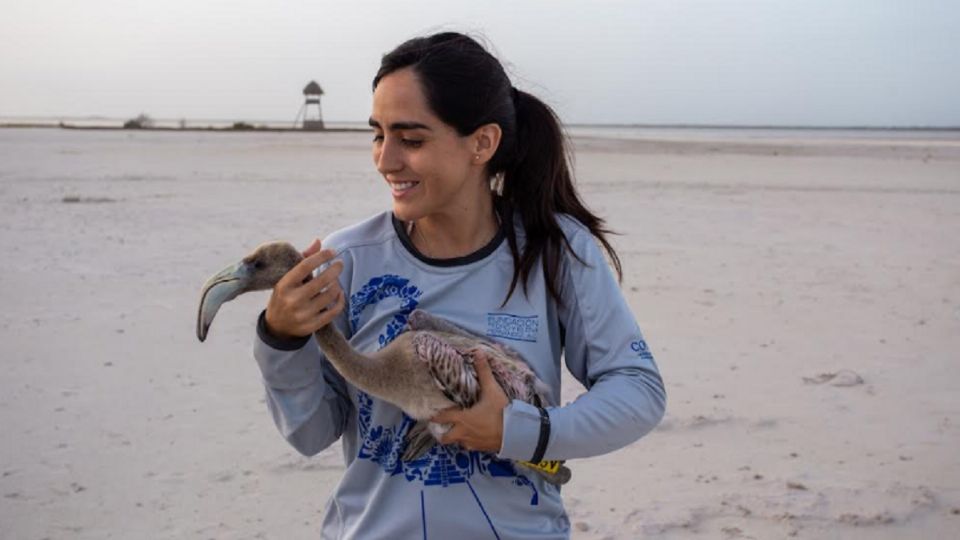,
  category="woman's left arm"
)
[498,228,666,462]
